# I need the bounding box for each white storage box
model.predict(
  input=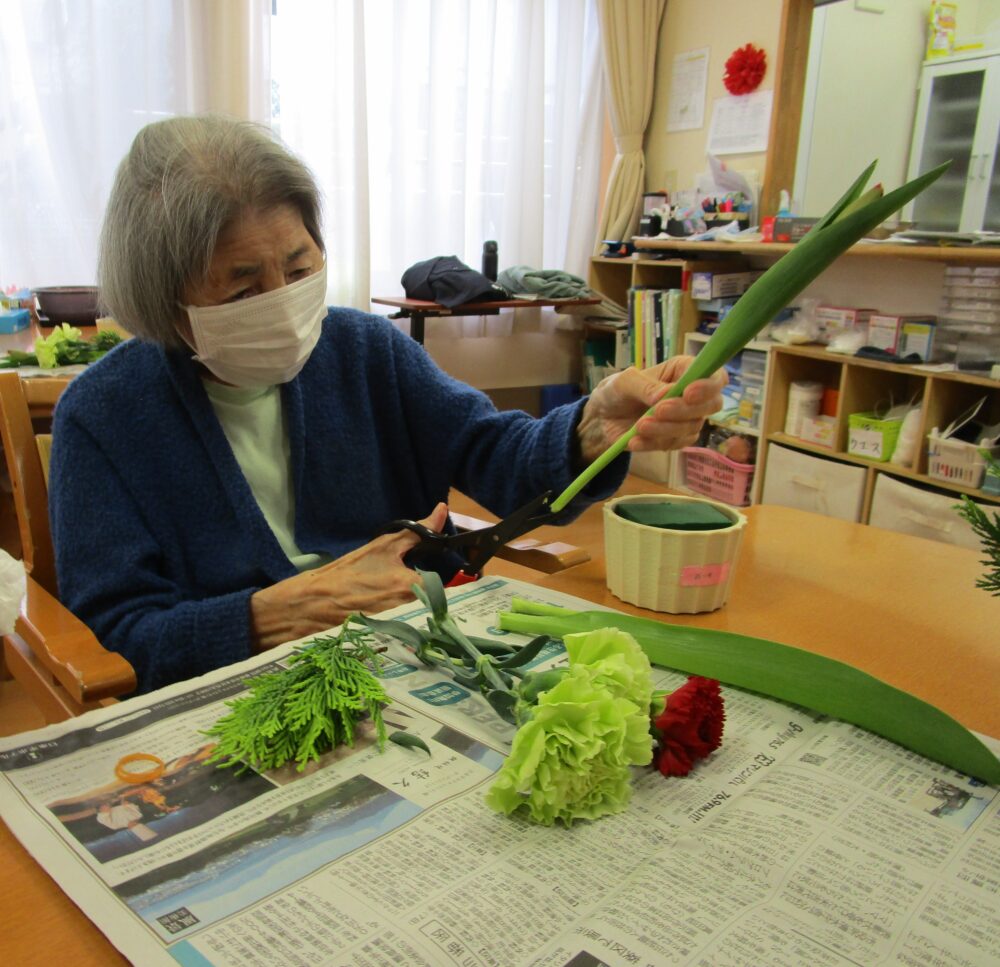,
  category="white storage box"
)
[869,474,995,550]
[761,444,866,522]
